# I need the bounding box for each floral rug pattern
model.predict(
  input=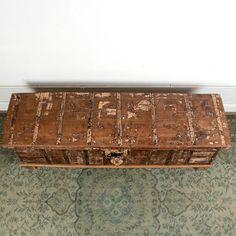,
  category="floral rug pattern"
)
[0,114,236,235]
